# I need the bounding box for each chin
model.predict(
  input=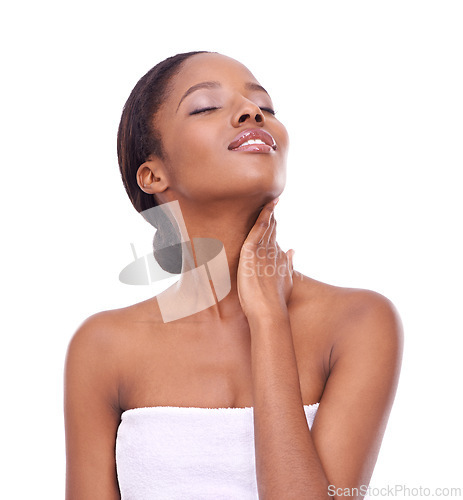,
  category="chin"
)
[246,180,285,202]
